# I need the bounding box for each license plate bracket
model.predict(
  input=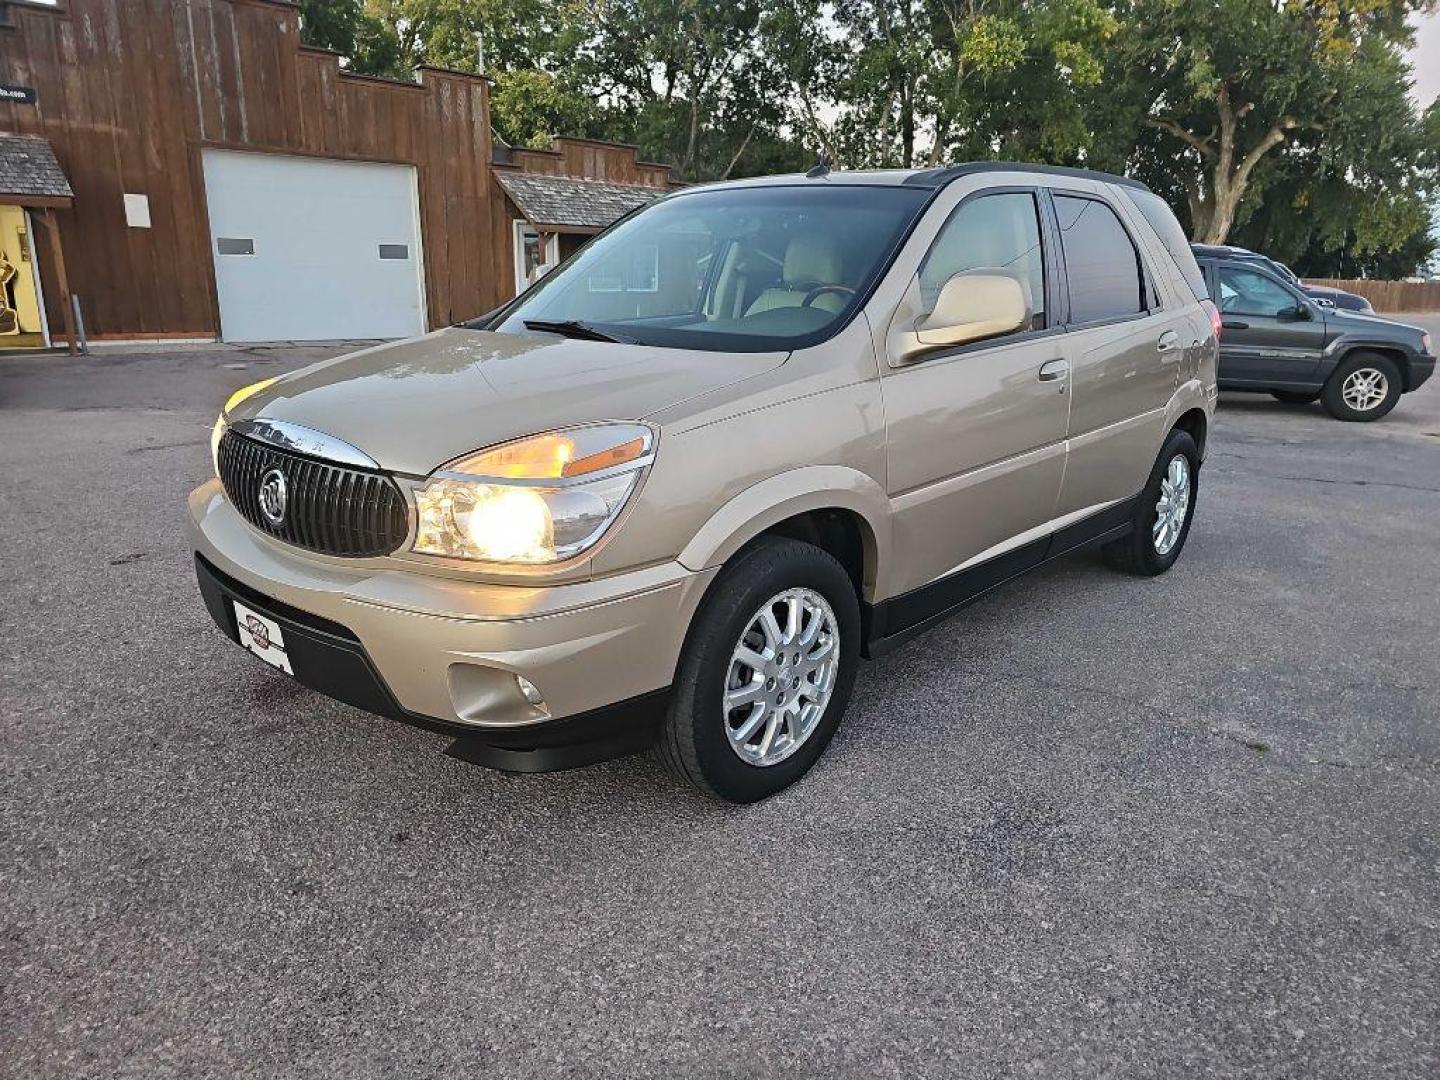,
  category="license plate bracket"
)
[233,600,294,675]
